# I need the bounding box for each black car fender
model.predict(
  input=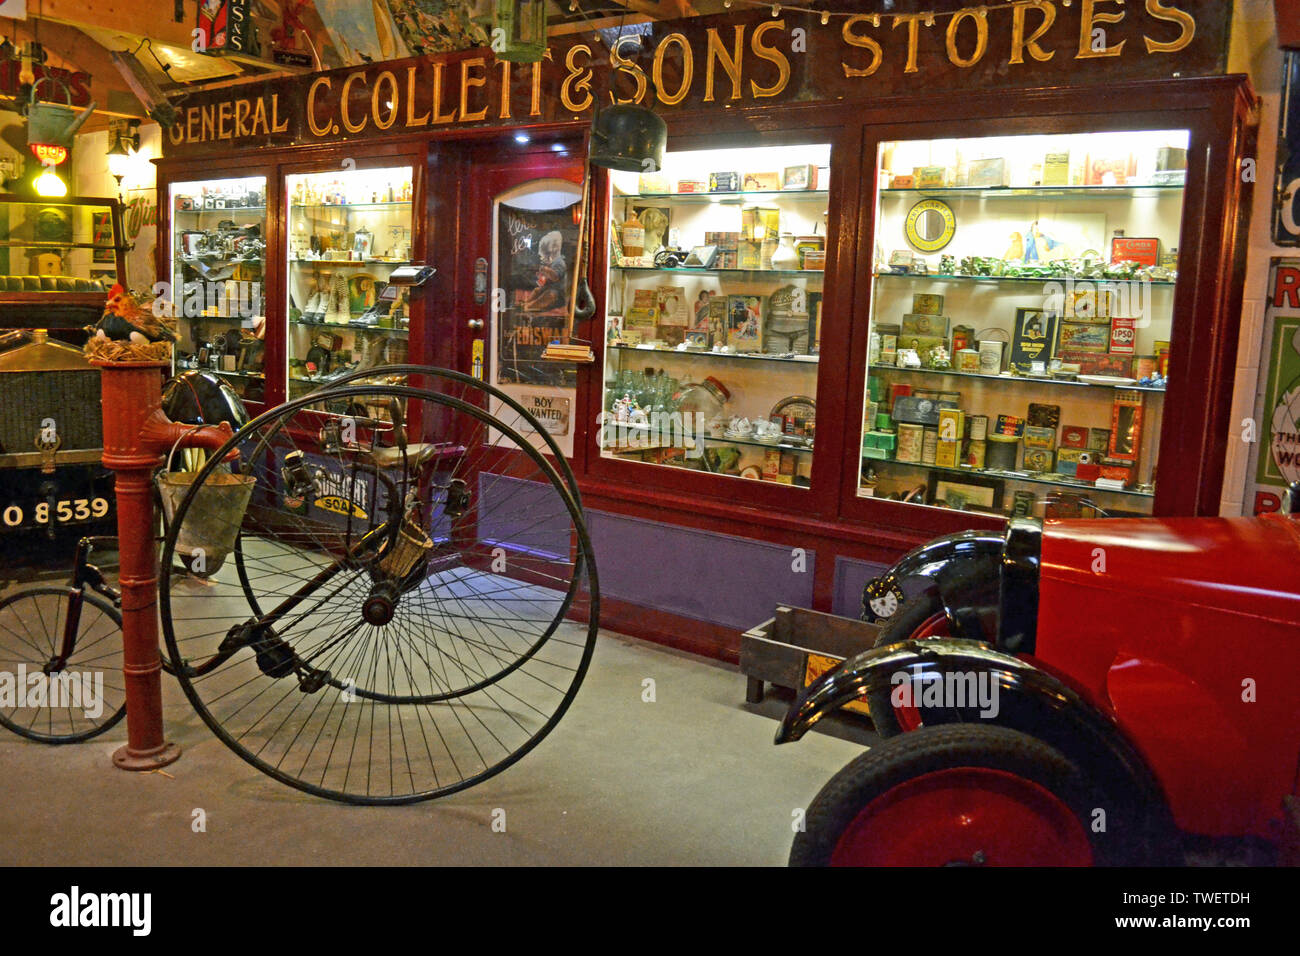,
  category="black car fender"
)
[862,530,1004,641]
[777,639,1175,850]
